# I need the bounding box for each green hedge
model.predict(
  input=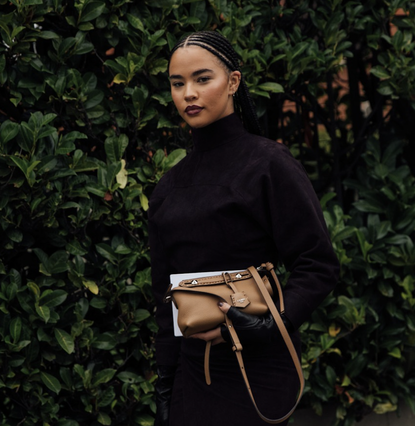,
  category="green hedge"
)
[0,1,414,425]
[304,137,415,424]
